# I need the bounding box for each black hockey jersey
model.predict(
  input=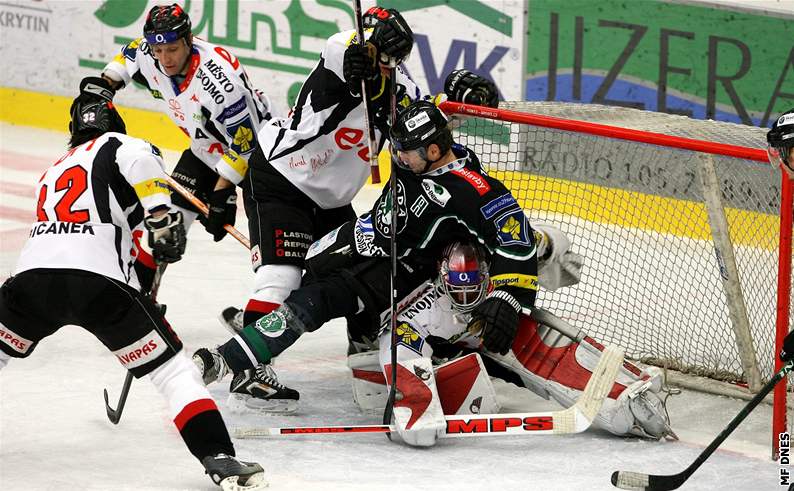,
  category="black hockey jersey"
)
[351,144,538,310]
[15,133,172,290]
